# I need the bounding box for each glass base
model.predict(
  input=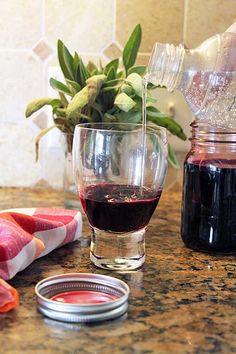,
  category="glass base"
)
[90,228,145,271]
